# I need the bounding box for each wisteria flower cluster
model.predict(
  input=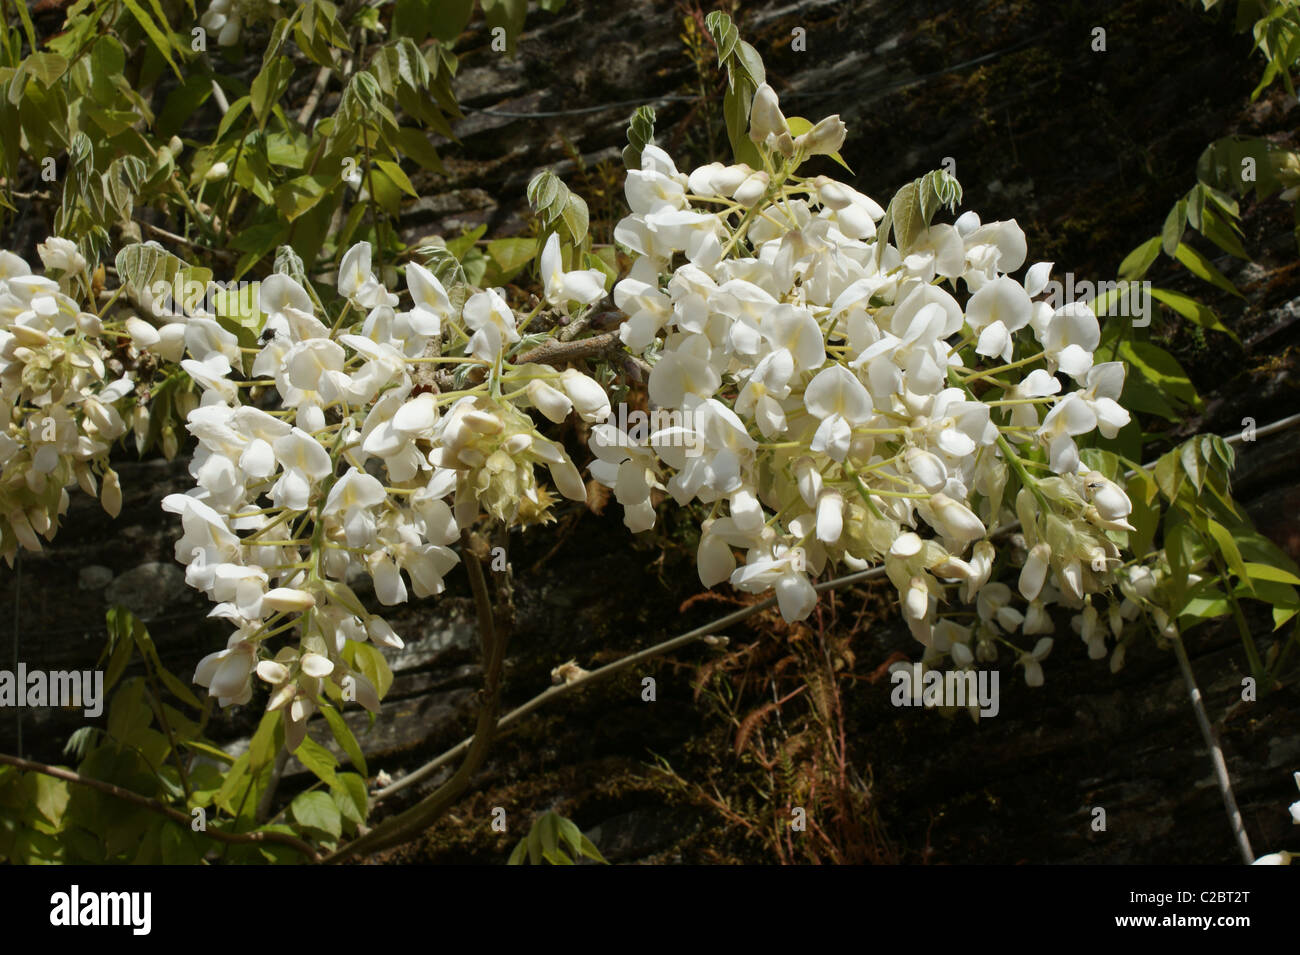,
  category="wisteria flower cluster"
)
[592,83,1138,684]
[0,240,154,564]
[164,240,608,743]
